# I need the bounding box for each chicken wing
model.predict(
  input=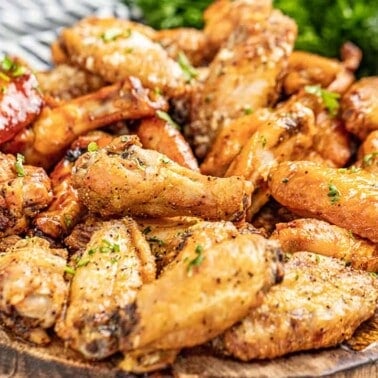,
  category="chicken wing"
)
[2,77,166,169]
[0,151,52,237]
[72,135,253,221]
[0,56,43,144]
[56,218,156,360]
[0,237,68,344]
[188,9,297,158]
[341,77,378,140]
[119,222,283,372]
[269,161,378,243]
[271,218,378,271]
[225,101,315,216]
[135,116,199,171]
[58,17,187,97]
[213,252,377,360]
